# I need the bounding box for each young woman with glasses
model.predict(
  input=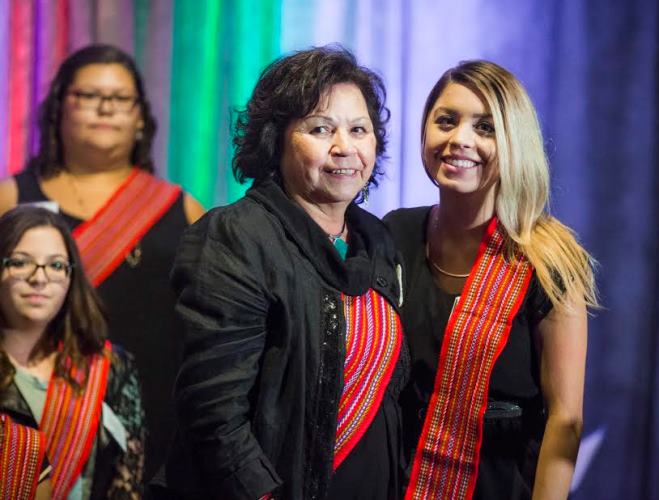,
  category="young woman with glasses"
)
[0,205,145,499]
